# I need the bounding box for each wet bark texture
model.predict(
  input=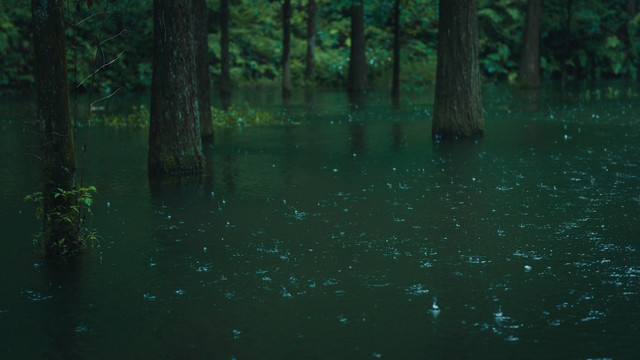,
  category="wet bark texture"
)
[391,0,401,98]
[32,0,80,257]
[347,0,367,93]
[305,0,316,83]
[432,0,484,139]
[518,0,541,88]
[149,0,205,176]
[220,0,231,101]
[282,0,292,99]
[193,0,213,142]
